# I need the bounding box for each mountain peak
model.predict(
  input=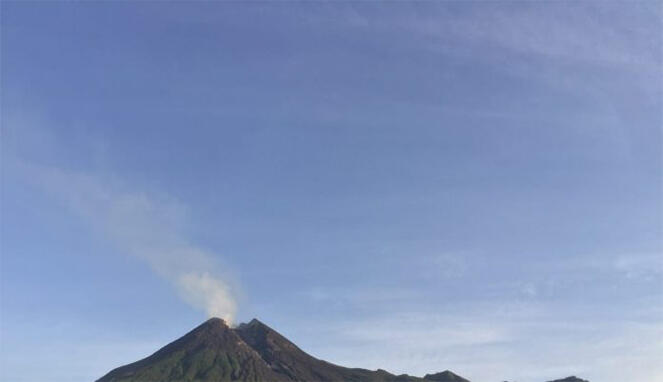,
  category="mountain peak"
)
[424,370,471,382]
[97,317,584,382]
[238,317,266,328]
[191,316,232,335]
[203,316,230,326]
